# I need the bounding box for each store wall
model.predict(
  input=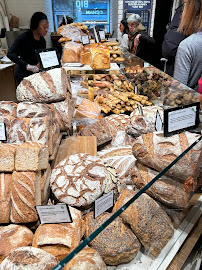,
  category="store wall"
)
[110,0,123,39]
[0,0,7,48]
